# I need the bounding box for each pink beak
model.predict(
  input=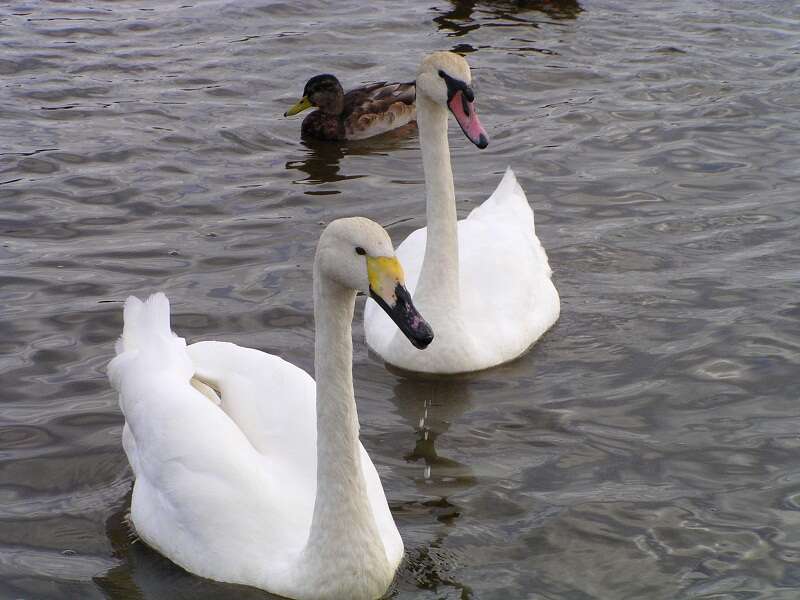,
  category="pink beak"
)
[448,90,489,149]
